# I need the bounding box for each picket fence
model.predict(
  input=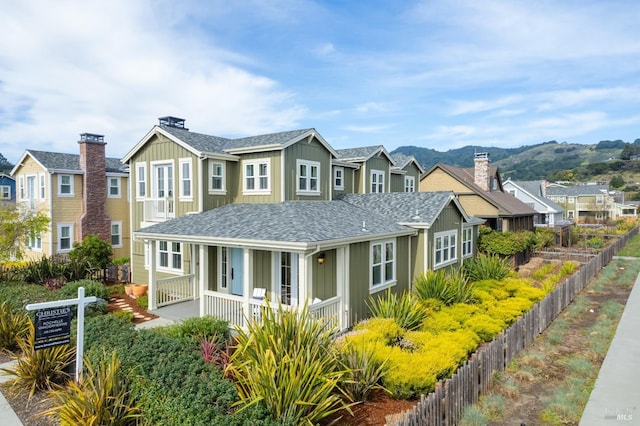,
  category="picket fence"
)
[392,227,638,426]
